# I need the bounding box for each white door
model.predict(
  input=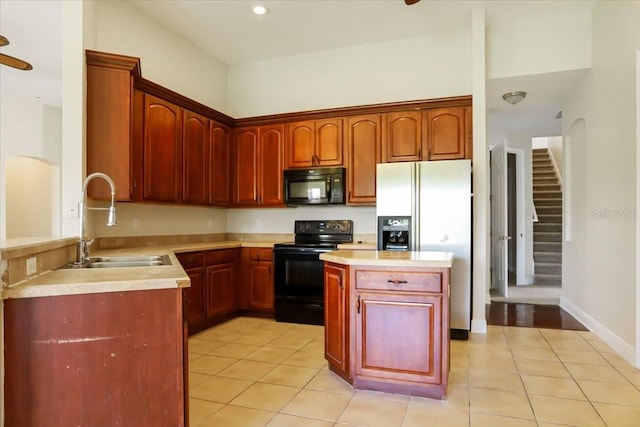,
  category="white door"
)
[490,145,509,297]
